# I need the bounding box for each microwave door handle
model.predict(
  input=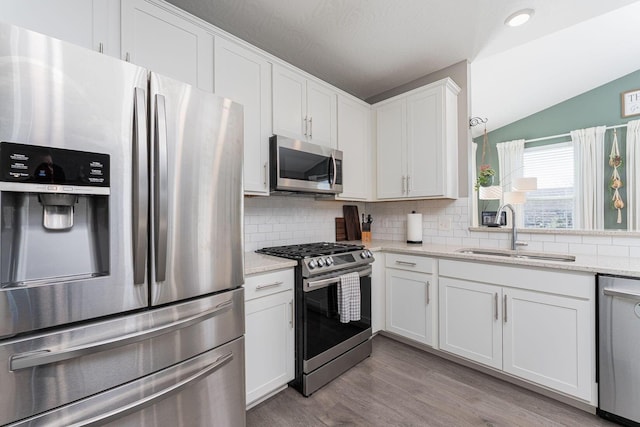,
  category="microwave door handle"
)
[154,94,169,282]
[132,87,148,285]
[330,154,337,186]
